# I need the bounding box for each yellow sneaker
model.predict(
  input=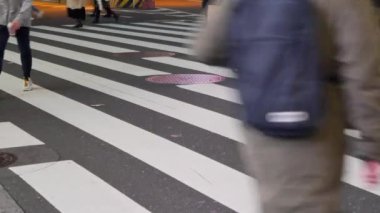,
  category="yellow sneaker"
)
[23,78,33,91]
